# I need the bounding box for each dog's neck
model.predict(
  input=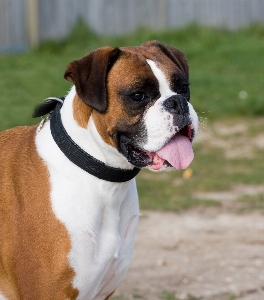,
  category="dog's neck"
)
[60,87,134,171]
